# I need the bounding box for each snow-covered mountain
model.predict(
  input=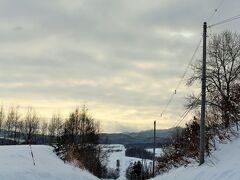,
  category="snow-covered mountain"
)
[100,127,182,145]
